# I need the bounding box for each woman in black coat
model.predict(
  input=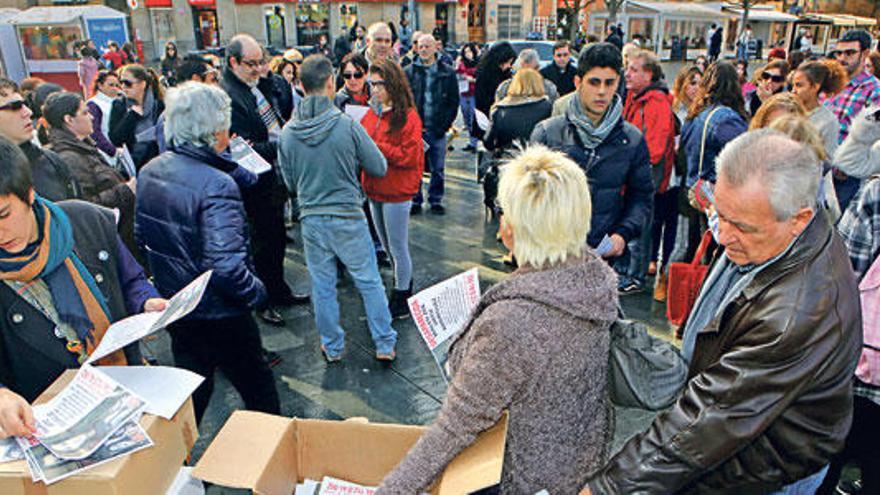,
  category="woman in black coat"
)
[109,64,164,171]
[474,42,516,121]
[485,69,552,154]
